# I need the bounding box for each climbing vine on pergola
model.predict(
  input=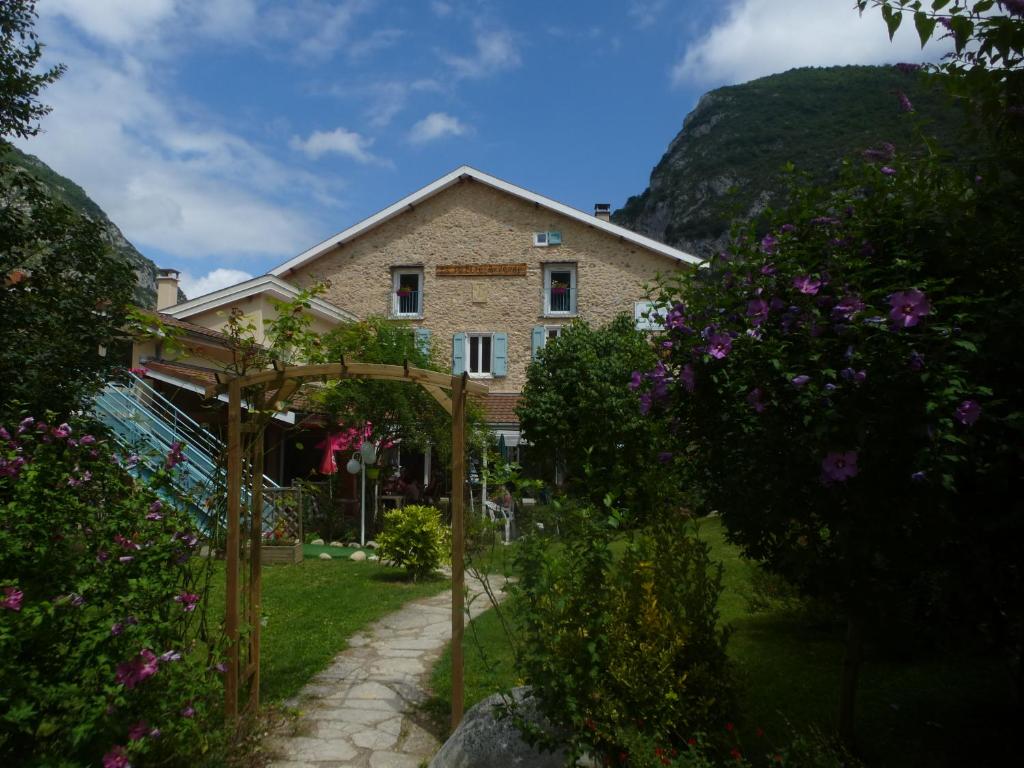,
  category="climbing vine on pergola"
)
[204,362,487,728]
